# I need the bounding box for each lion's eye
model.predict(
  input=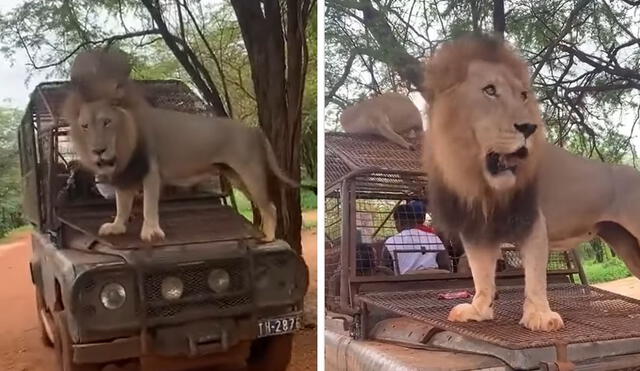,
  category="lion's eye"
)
[483,84,497,97]
[81,123,88,130]
[521,91,528,101]
[104,118,111,127]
